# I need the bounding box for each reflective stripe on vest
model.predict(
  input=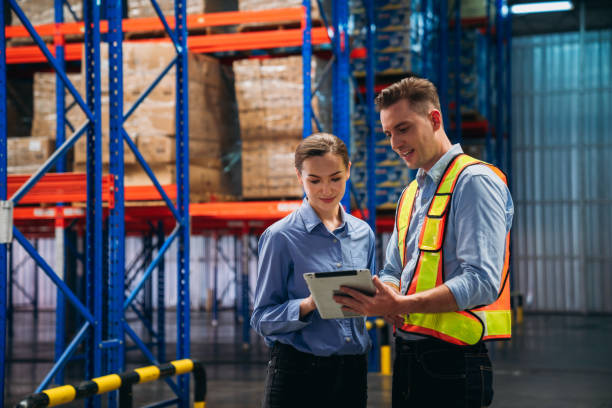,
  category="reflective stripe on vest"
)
[397,154,512,346]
